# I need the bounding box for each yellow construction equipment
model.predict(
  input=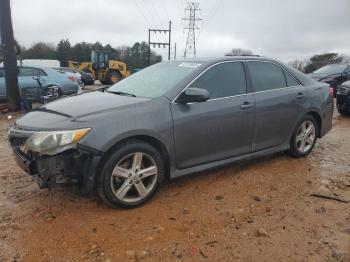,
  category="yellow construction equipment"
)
[68,50,130,85]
